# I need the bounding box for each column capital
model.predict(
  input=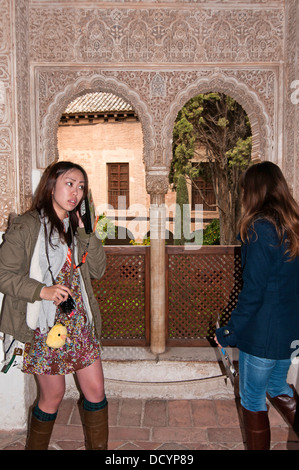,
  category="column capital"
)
[146,172,169,199]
